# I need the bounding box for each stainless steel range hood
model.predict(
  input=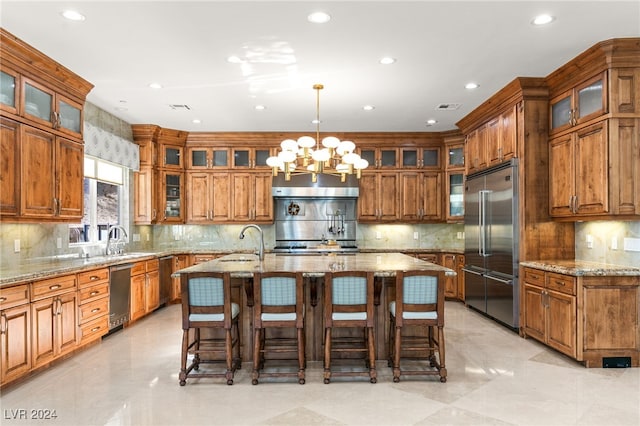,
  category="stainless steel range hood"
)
[272,173,359,198]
